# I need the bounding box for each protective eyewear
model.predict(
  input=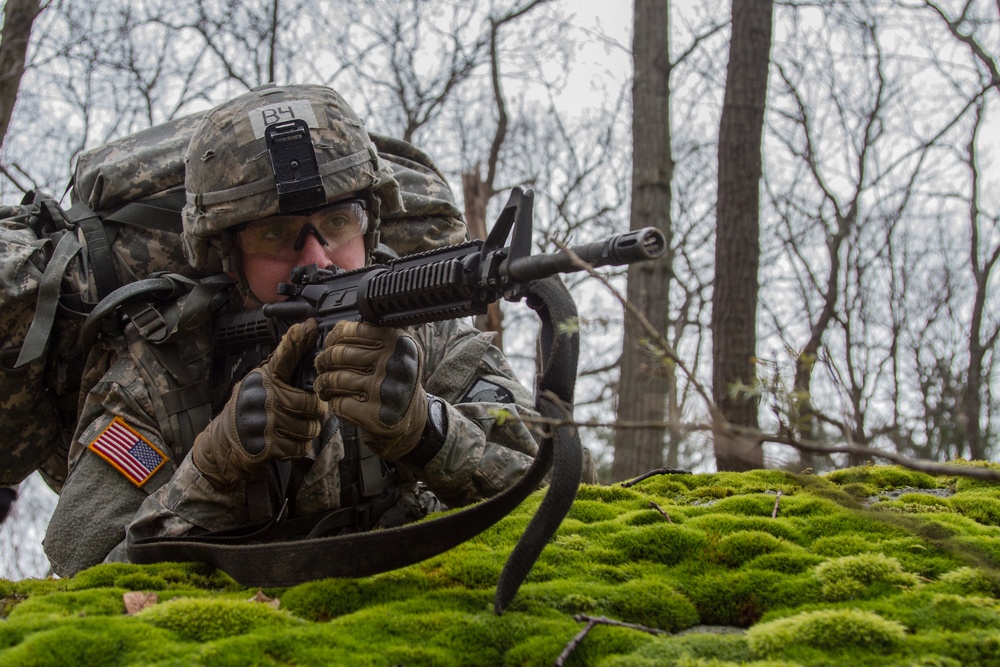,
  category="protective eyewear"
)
[237,200,368,259]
